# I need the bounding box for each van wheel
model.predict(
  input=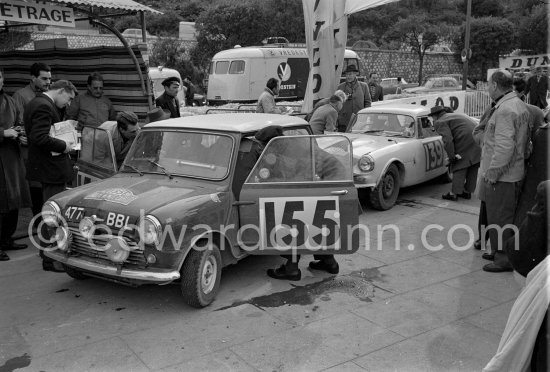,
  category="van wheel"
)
[181,243,222,308]
[64,265,88,280]
[369,164,400,210]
